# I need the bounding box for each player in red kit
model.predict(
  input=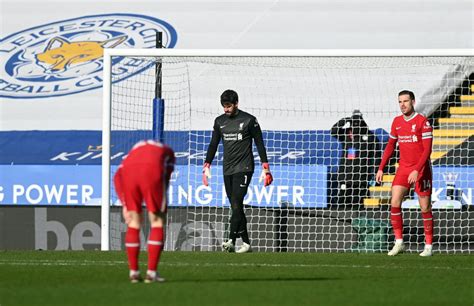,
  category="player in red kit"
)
[114,140,175,282]
[376,90,434,257]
